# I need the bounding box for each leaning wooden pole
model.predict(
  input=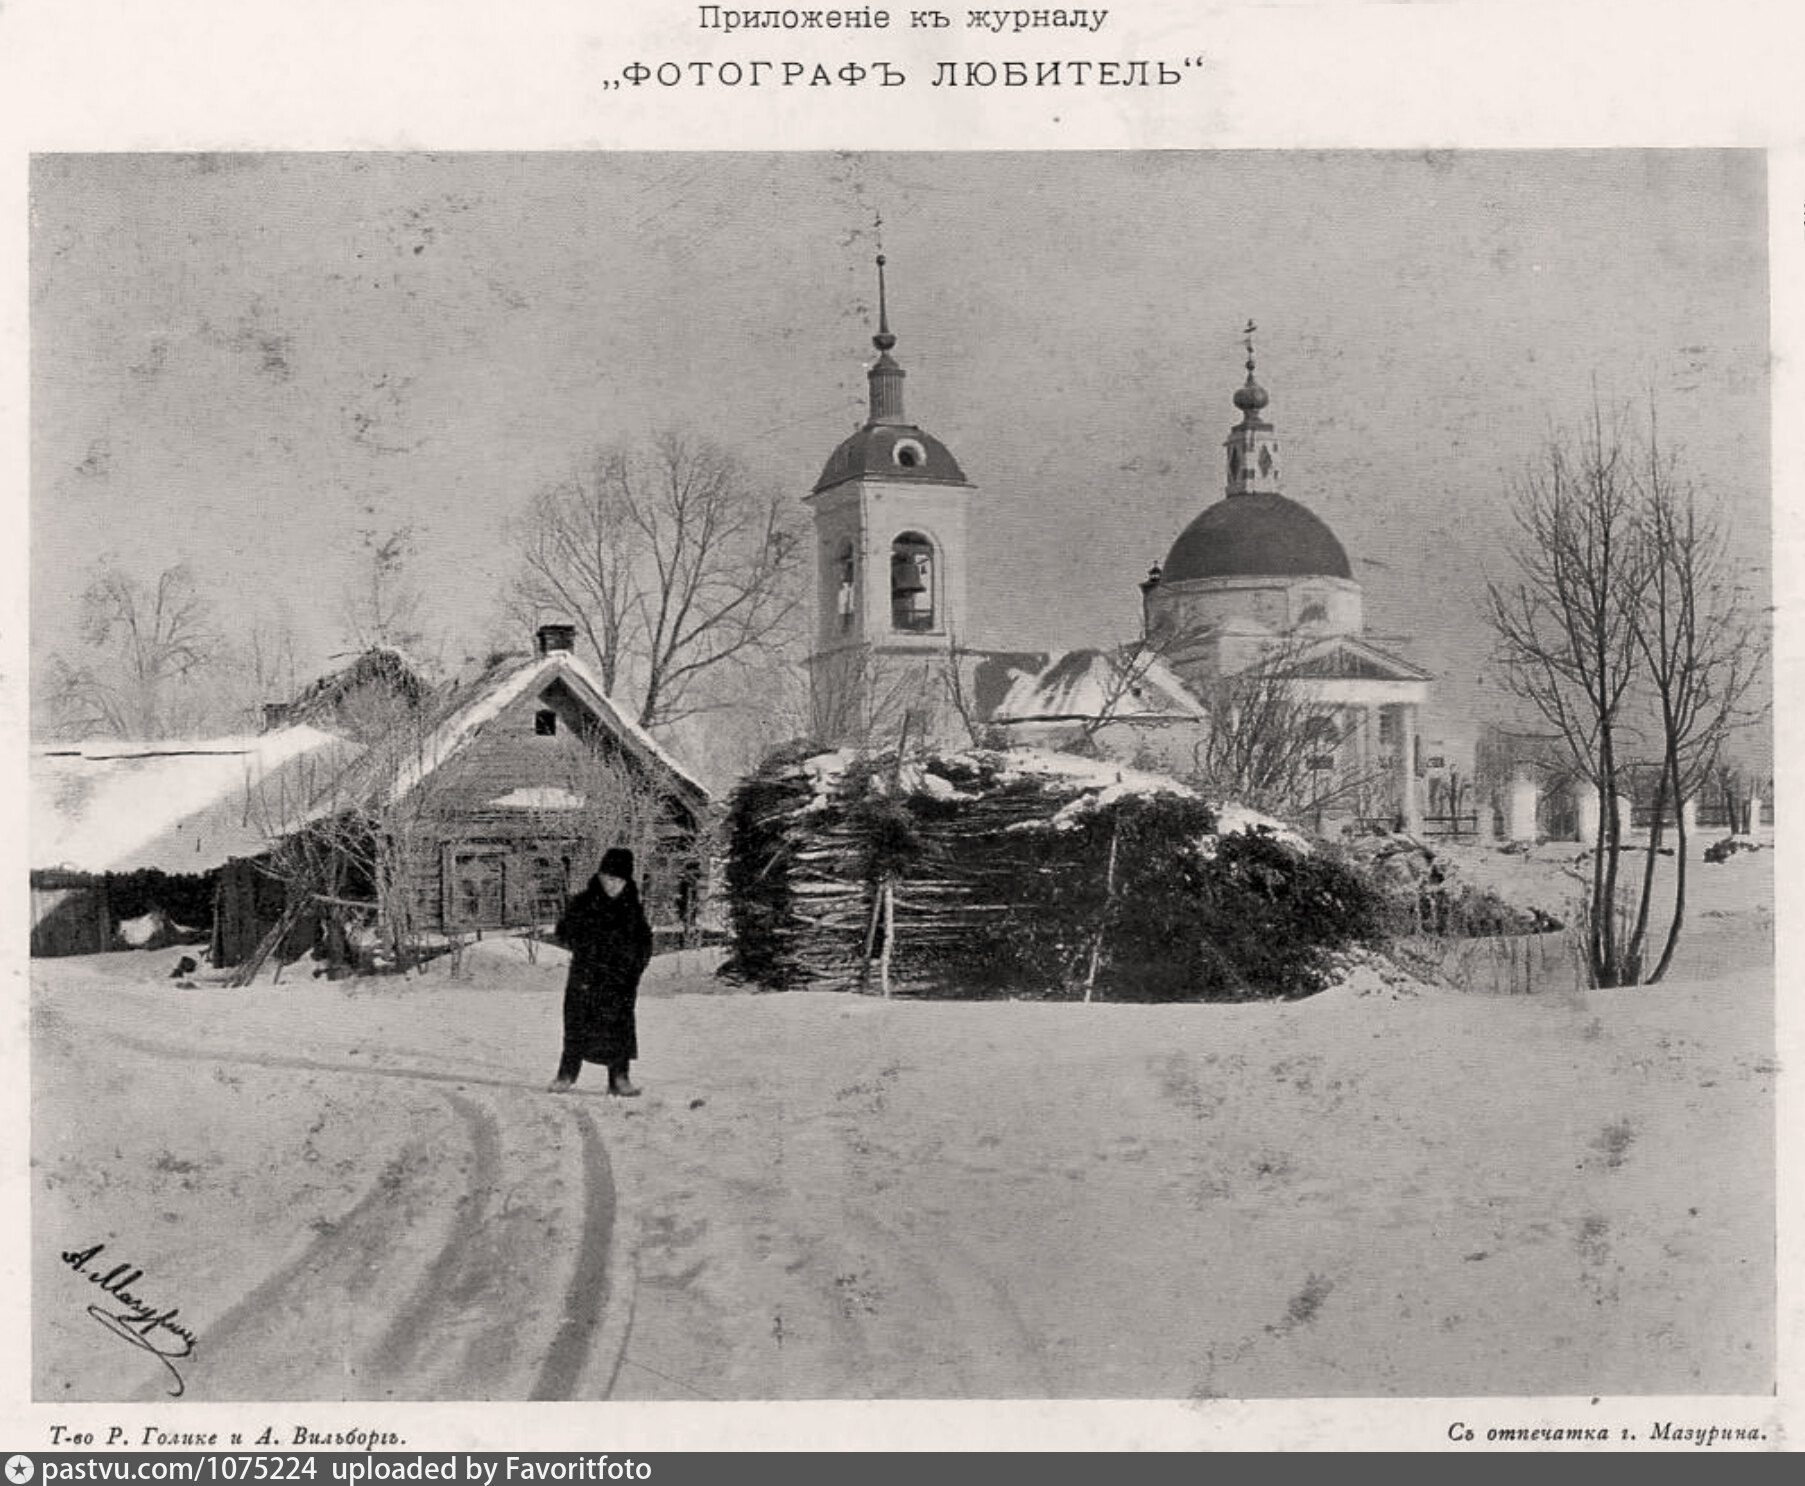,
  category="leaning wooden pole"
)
[228,901,301,988]
[879,878,896,999]
[1083,818,1120,1004]
[858,714,913,995]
